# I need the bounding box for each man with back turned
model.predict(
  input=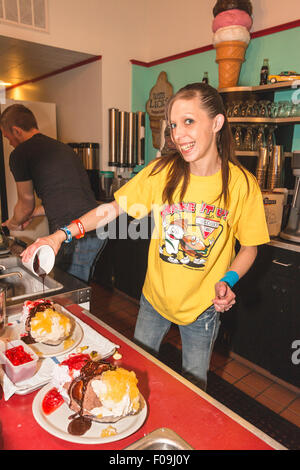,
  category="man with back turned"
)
[0,104,105,282]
